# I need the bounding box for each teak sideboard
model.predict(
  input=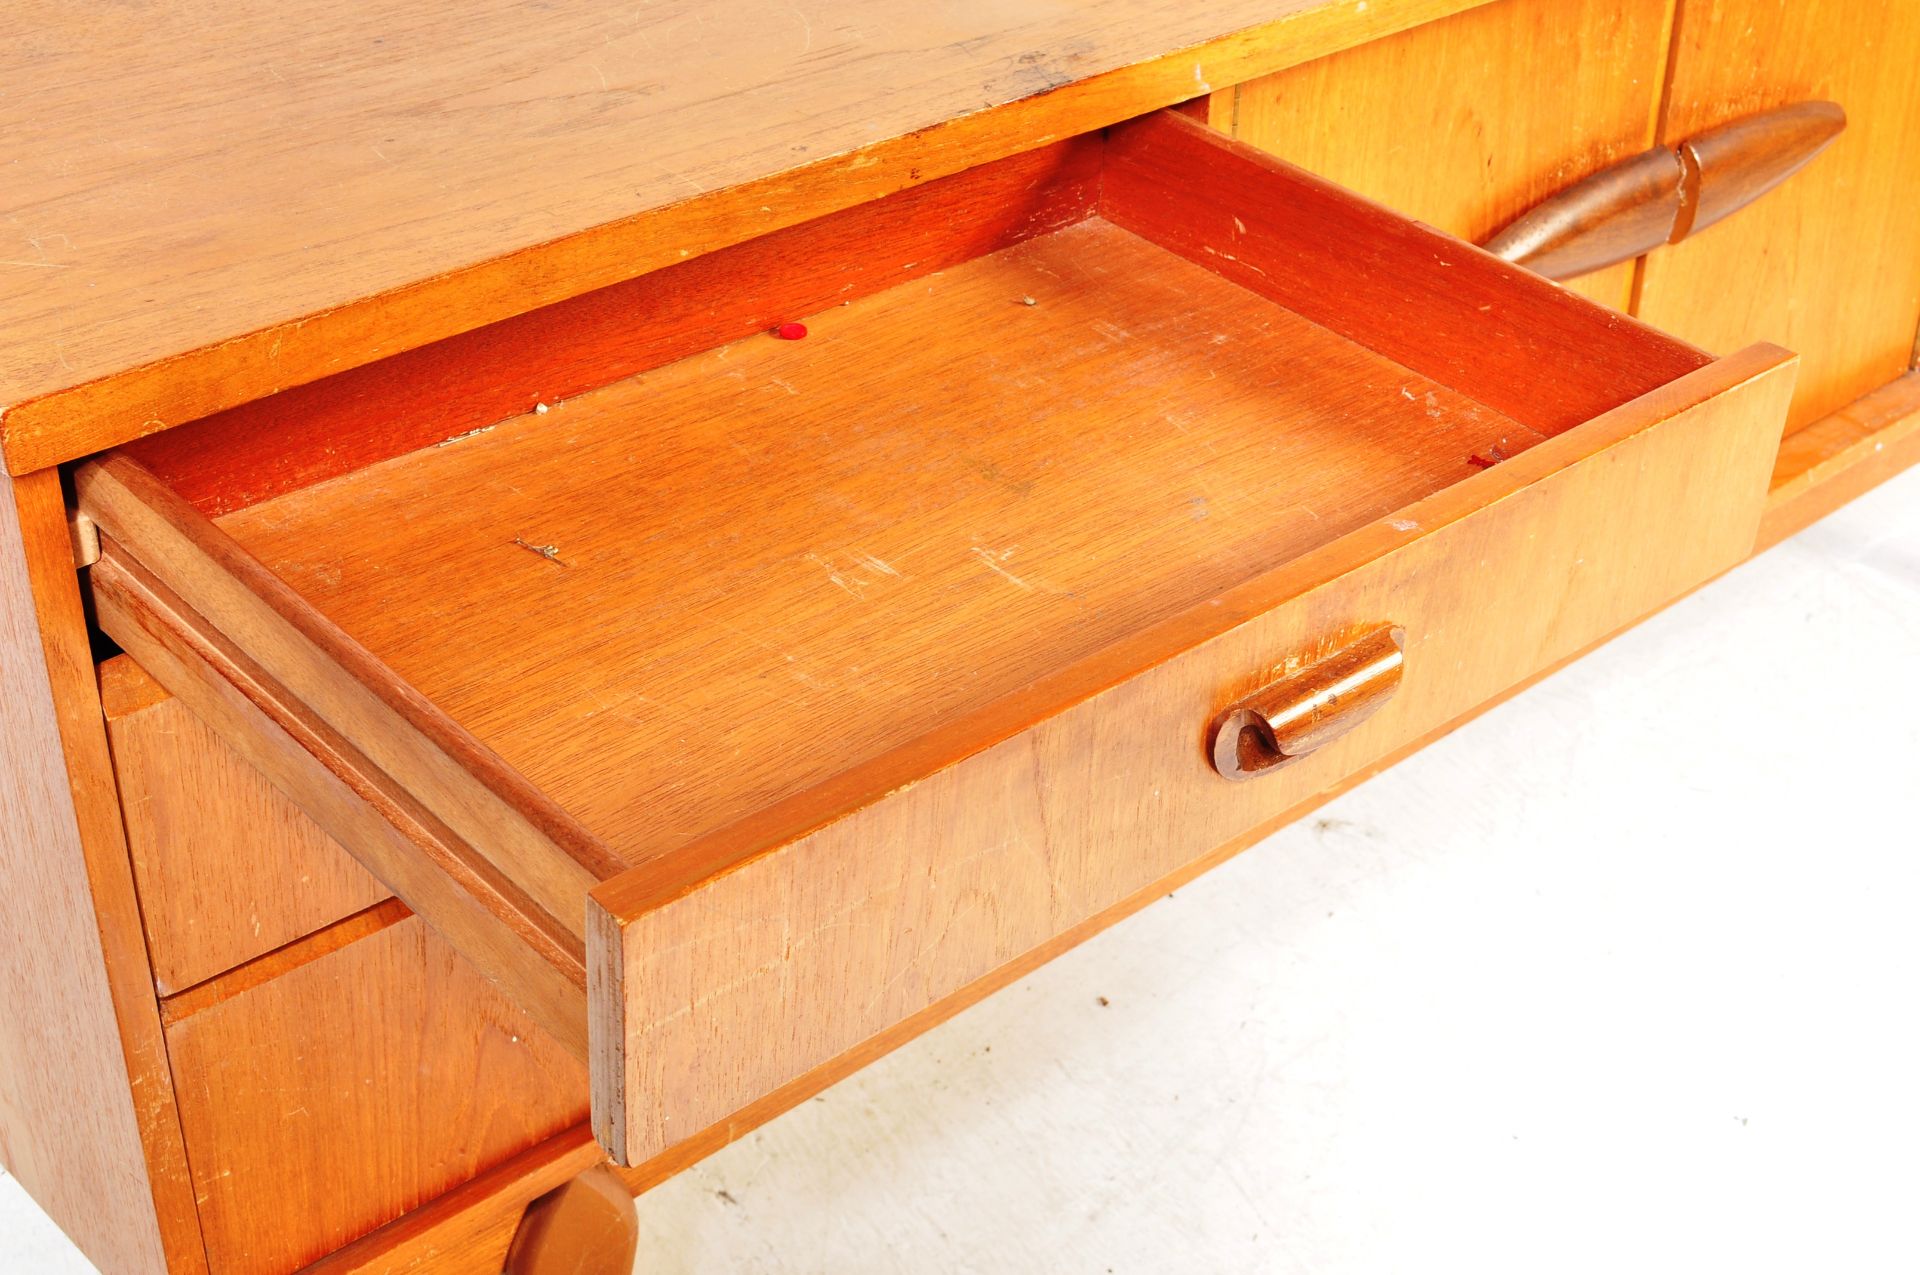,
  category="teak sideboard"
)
[2,2,1915,1271]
